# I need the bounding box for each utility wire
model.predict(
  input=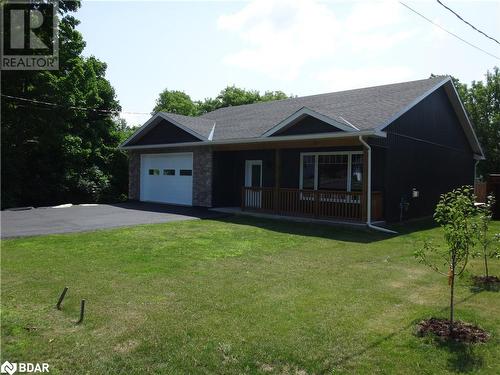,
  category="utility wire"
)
[1,93,150,115]
[436,0,500,46]
[399,1,500,61]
